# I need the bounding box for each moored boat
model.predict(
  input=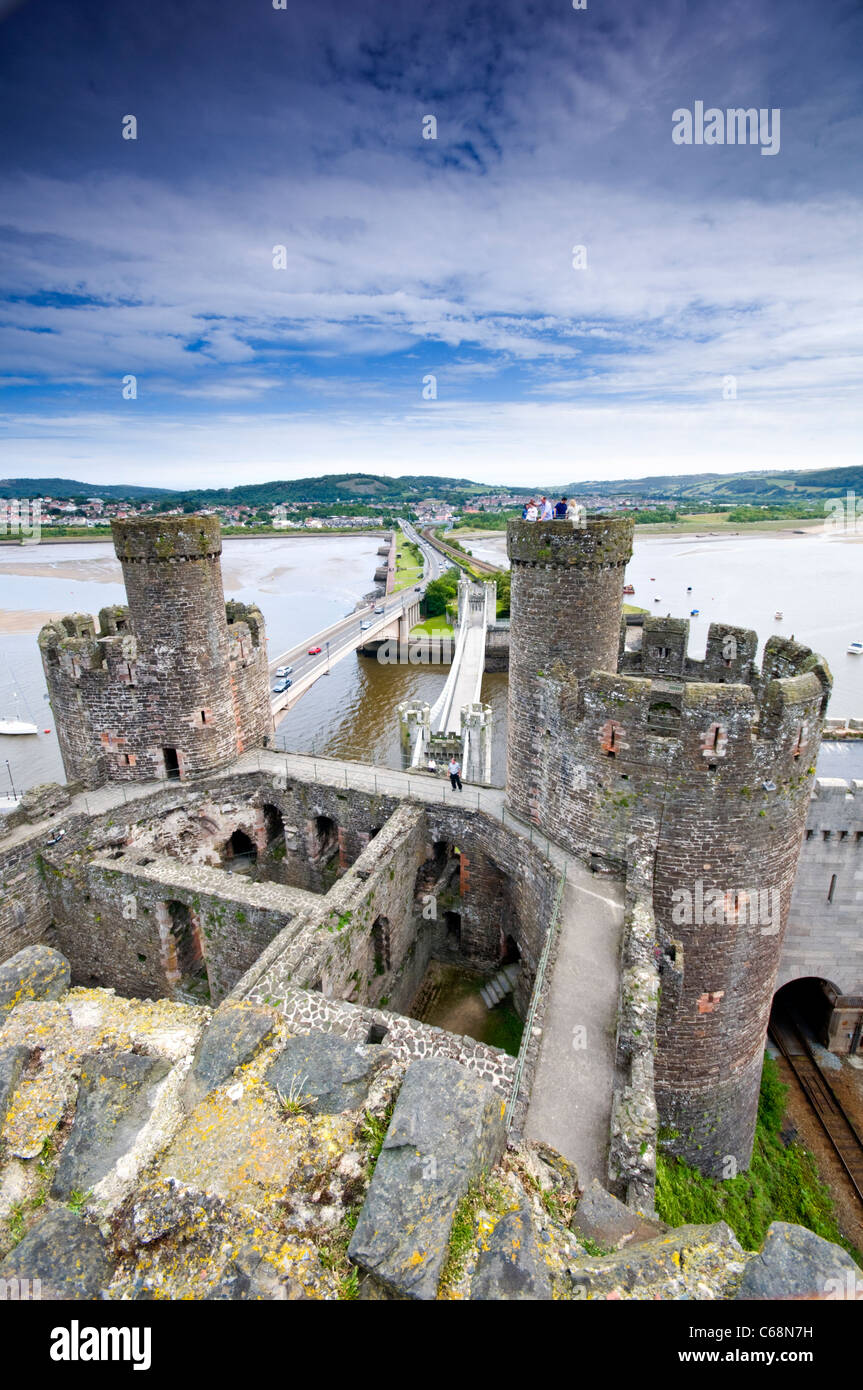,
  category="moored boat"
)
[0,719,38,736]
